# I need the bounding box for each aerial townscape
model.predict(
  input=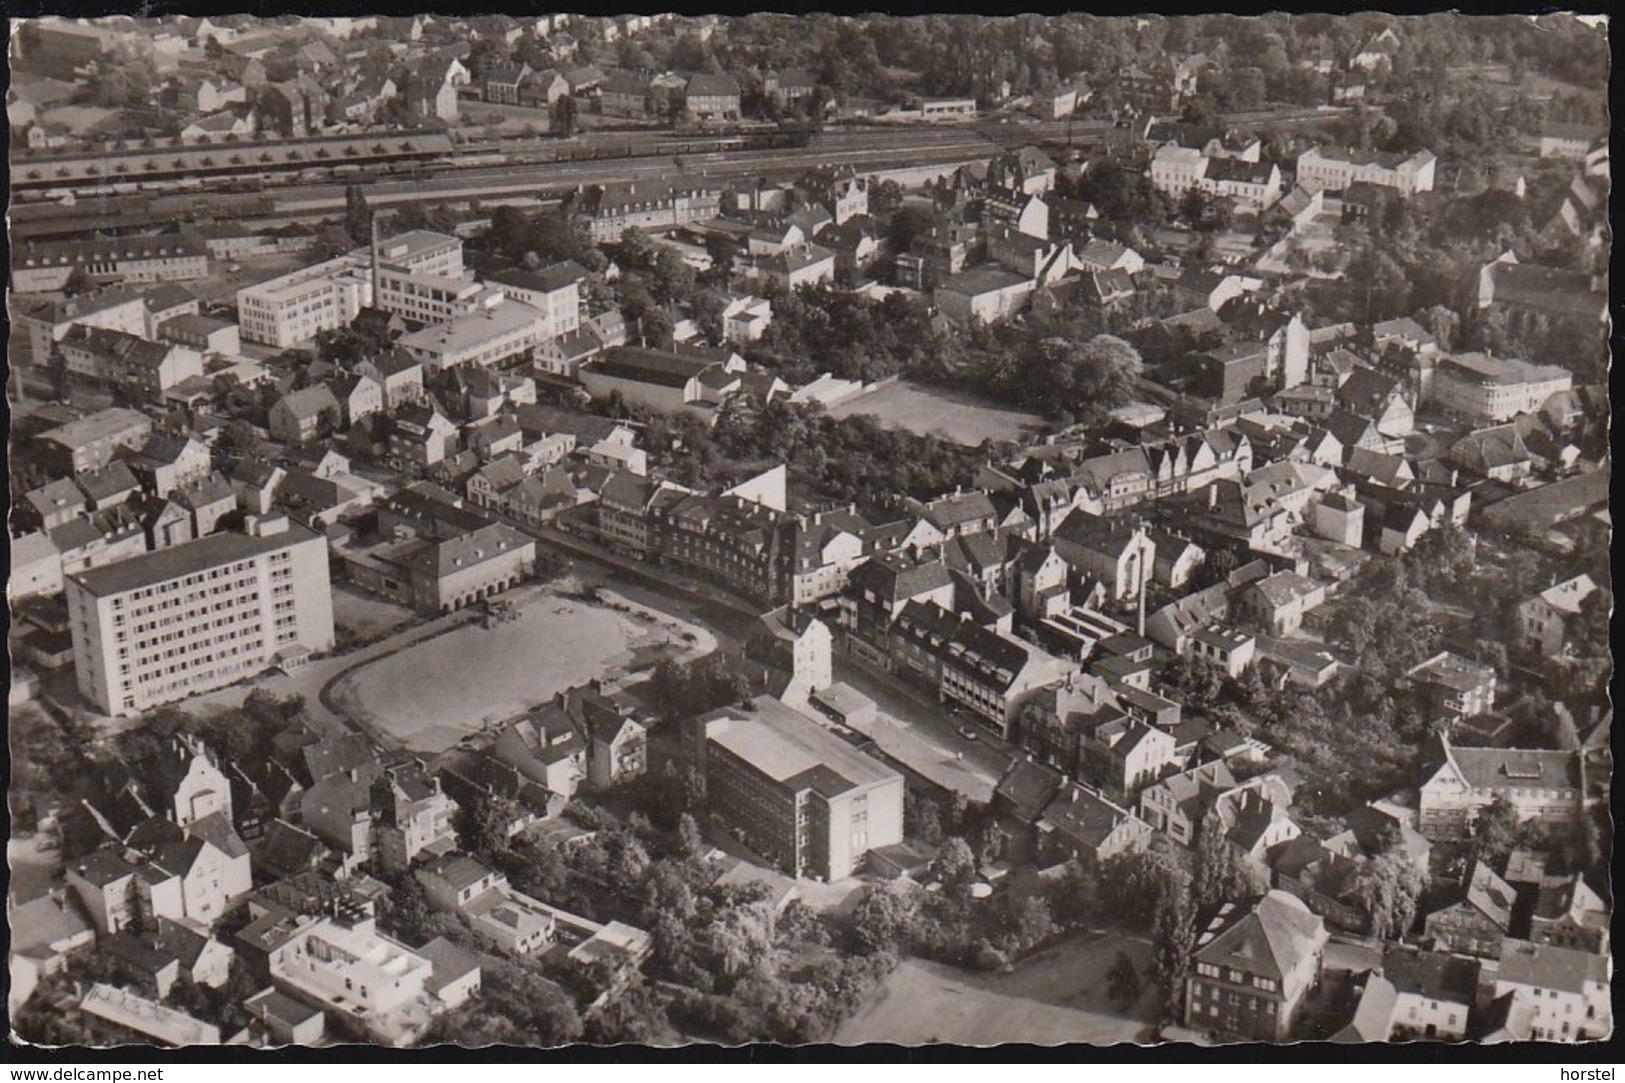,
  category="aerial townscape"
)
[5,12,1612,1052]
